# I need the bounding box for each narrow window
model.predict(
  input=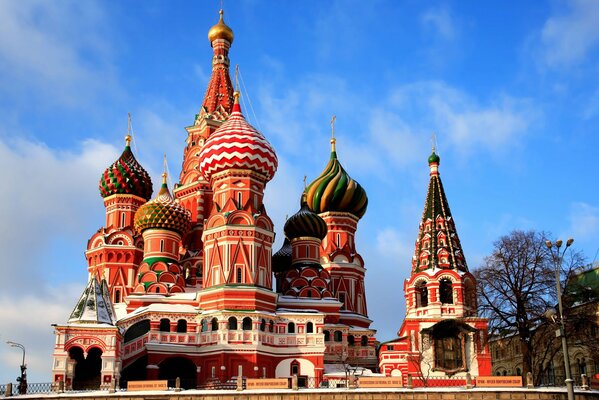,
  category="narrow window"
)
[336,234,341,247]
[121,213,126,228]
[288,322,295,334]
[334,330,342,342]
[254,194,258,209]
[159,318,170,332]
[114,289,121,303]
[361,335,368,346]
[339,293,346,310]
[177,319,187,333]
[237,192,242,208]
[211,318,218,331]
[228,317,238,330]
[269,320,274,332]
[416,281,428,308]
[348,335,355,346]
[201,319,208,332]
[260,319,266,332]
[160,240,164,253]
[439,279,453,304]
[237,268,242,283]
[324,330,330,341]
[306,322,314,333]
[242,317,252,330]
